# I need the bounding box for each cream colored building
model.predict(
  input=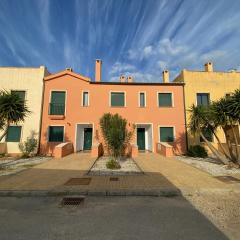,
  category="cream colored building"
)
[174,62,240,149]
[0,66,49,154]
